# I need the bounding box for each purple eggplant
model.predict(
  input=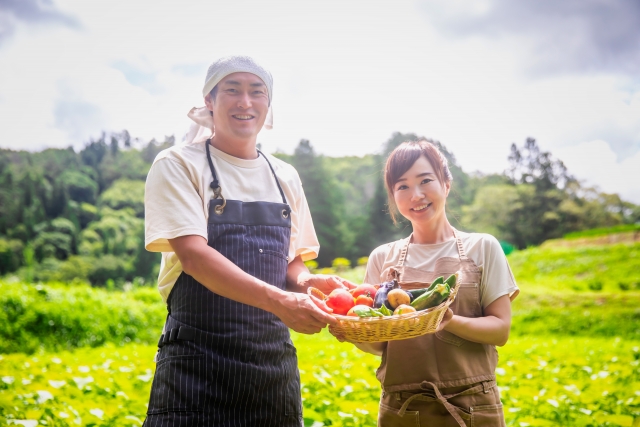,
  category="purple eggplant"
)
[373,279,399,309]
